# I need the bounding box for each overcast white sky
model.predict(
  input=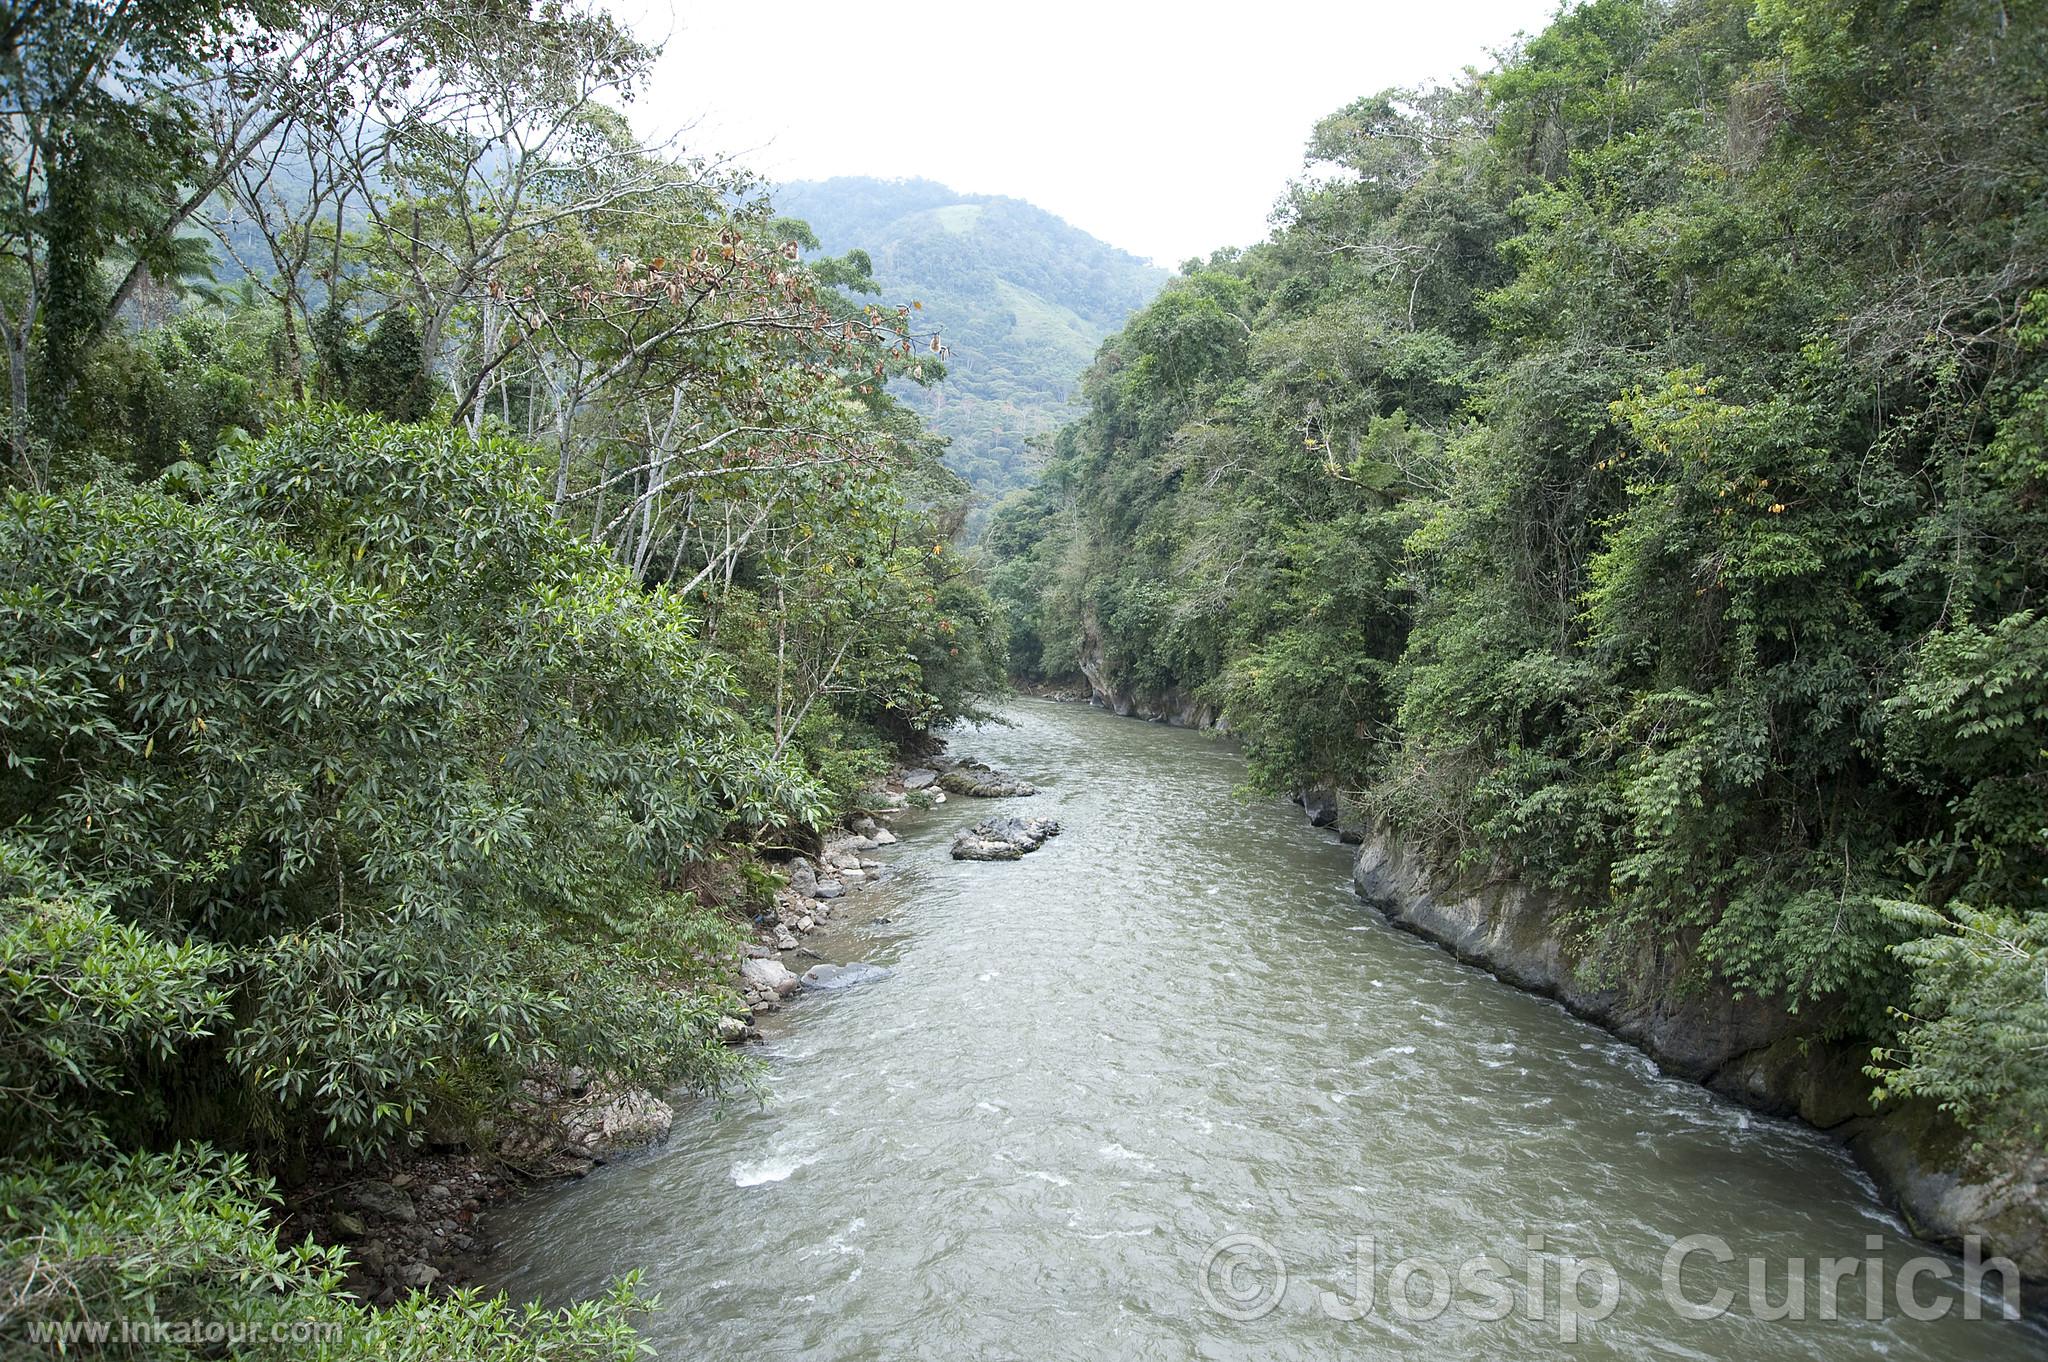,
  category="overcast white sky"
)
[619,1,1562,266]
